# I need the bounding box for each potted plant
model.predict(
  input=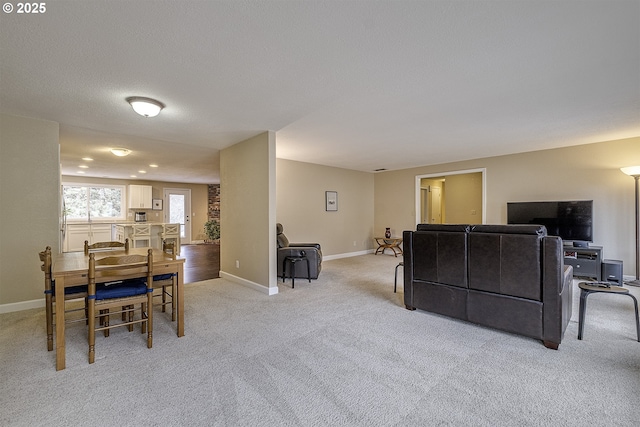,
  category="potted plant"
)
[204,219,220,243]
